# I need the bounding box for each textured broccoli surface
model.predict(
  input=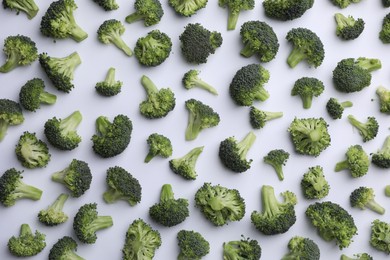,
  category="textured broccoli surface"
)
[281,236,320,260]
[169,146,203,180]
[380,13,390,43]
[263,149,290,181]
[97,19,133,56]
[168,0,208,16]
[7,223,46,257]
[218,0,255,30]
[95,67,123,96]
[300,165,330,199]
[291,77,324,109]
[177,230,210,260]
[331,0,362,9]
[125,0,164,26]
[48,236,84,260]
[19,78,57,111]
[350,186,385,215]
[263,0,314,21]
[92,0,119,11]
[347,115,379,142]
[145,133,172,163]
[341,253,373,260]
[0,98,24,142]
[372,135,390,168]
[223,235,261,260]
[249,106,283,130]
[335,144,369,178]
[15,131,51,169]
[3,0,39,19]
[370,219,390,254]
[326,97,353,119]
[182,69,218,95]
[38,193,69,226]
[335,13,365,40]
